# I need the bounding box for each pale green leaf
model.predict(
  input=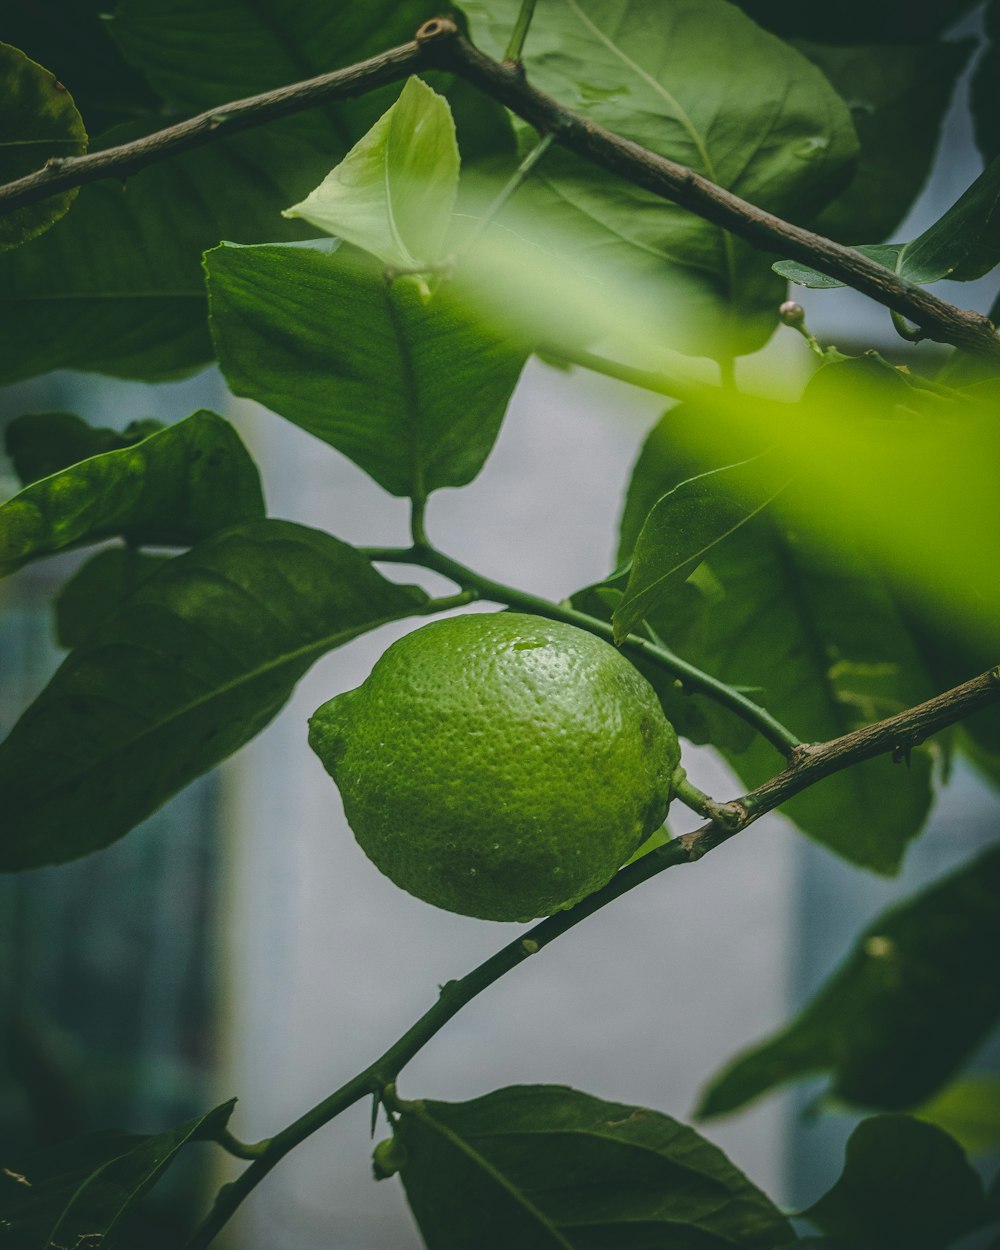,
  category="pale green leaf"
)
[284,77,460,268]
[913,1076,1000,1158]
